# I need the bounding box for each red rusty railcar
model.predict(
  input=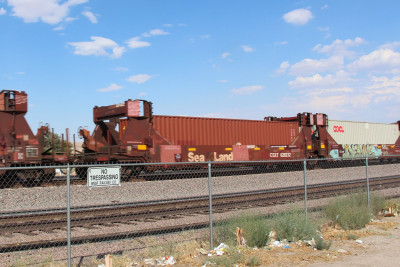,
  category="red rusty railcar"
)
[142,115,299,163]
[0,90,67,184]
[79,99,340,165]
[0,90,42,170]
